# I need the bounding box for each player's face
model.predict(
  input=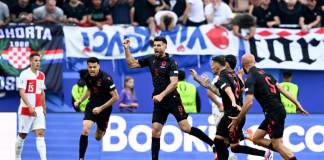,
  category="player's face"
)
[87,62,100,77]
[153,41,166,58]
[30,56,41,70]
[211,61,220,74]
